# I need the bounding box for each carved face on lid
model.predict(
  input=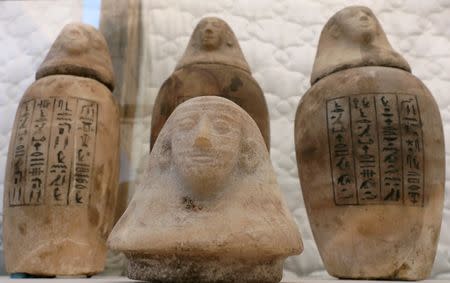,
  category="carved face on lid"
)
[153,97,264,199]
[36,23,115,91]
[199,18,224,50]
[175,17,251,73]
[336,6,378,44]
[171,105,241,197]
[58,24,91,54]
[310,6,411,84]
